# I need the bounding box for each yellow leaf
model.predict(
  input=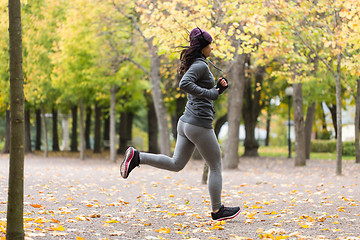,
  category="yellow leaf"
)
[275,236,289,240]
[259,233,274,239]
[52,224,65,231]
[168,194,175,197]
[209,225,224,230]
[215,220,226,226]
[103,219,119,223]
[76,237,86,240]
[34,218,46,223]
[333,221,339,224]
[246,212,256,219]
[300,224,310,228]
[155,227,171,233]
[306,216,315,222]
